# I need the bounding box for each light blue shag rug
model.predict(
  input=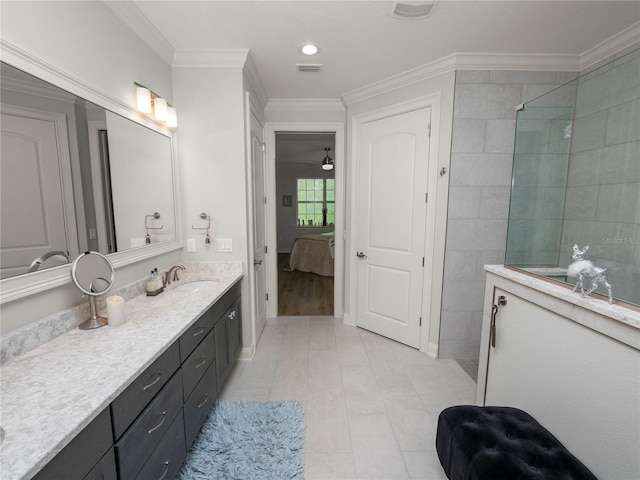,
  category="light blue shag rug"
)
[178,400,305,480]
